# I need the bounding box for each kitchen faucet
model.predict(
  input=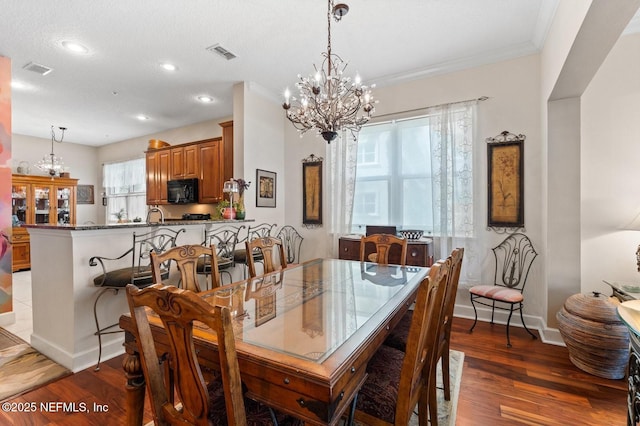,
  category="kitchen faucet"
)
[146,206,165,224]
